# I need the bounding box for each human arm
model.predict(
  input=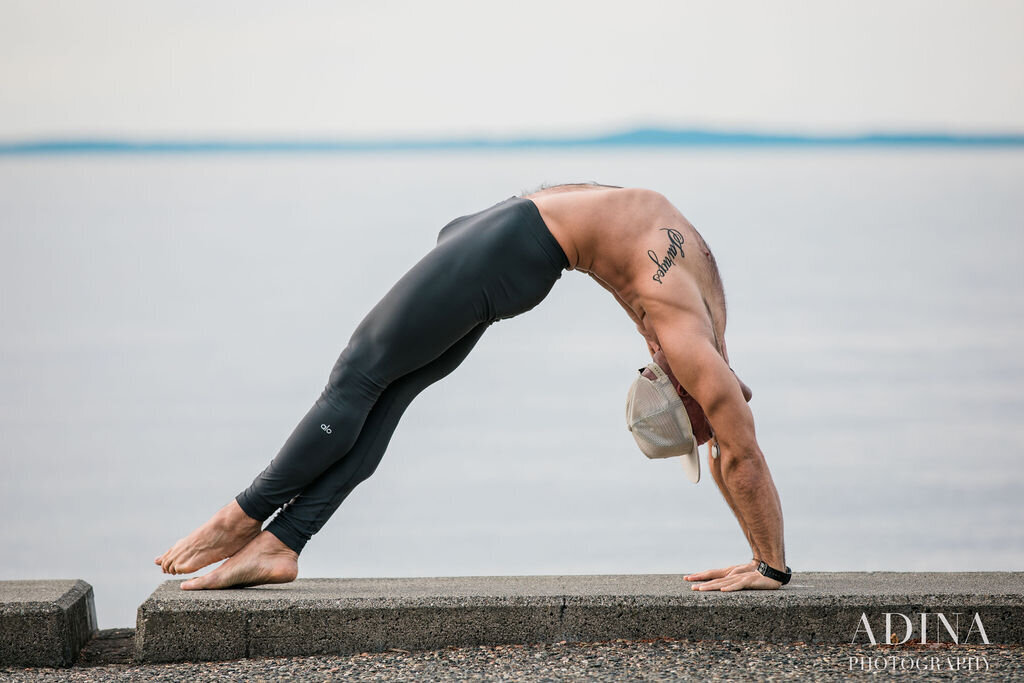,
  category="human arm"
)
[648,307,787,590]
